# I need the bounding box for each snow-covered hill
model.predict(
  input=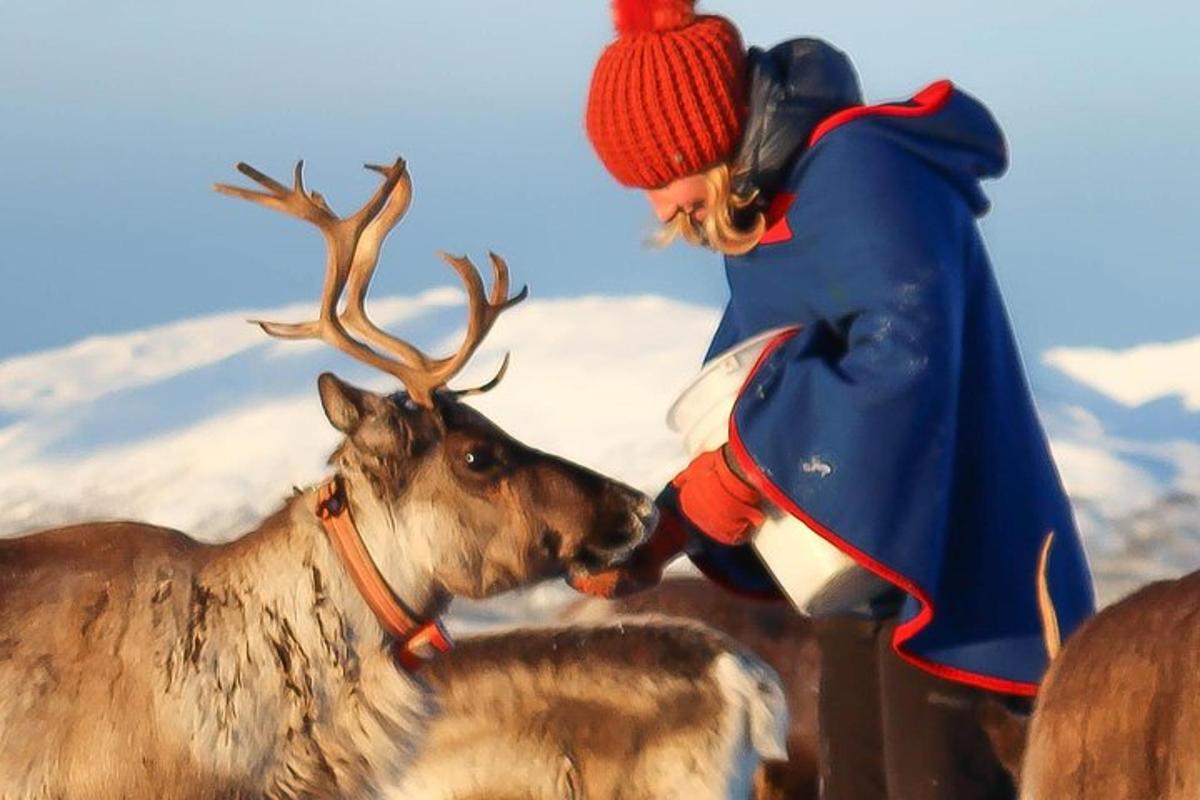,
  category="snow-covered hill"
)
[1037,337,1199,602]
[1045,337,1200,412]
[1084,492,1200,603]
[0,293,716,539]
[1,292,1196,614]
